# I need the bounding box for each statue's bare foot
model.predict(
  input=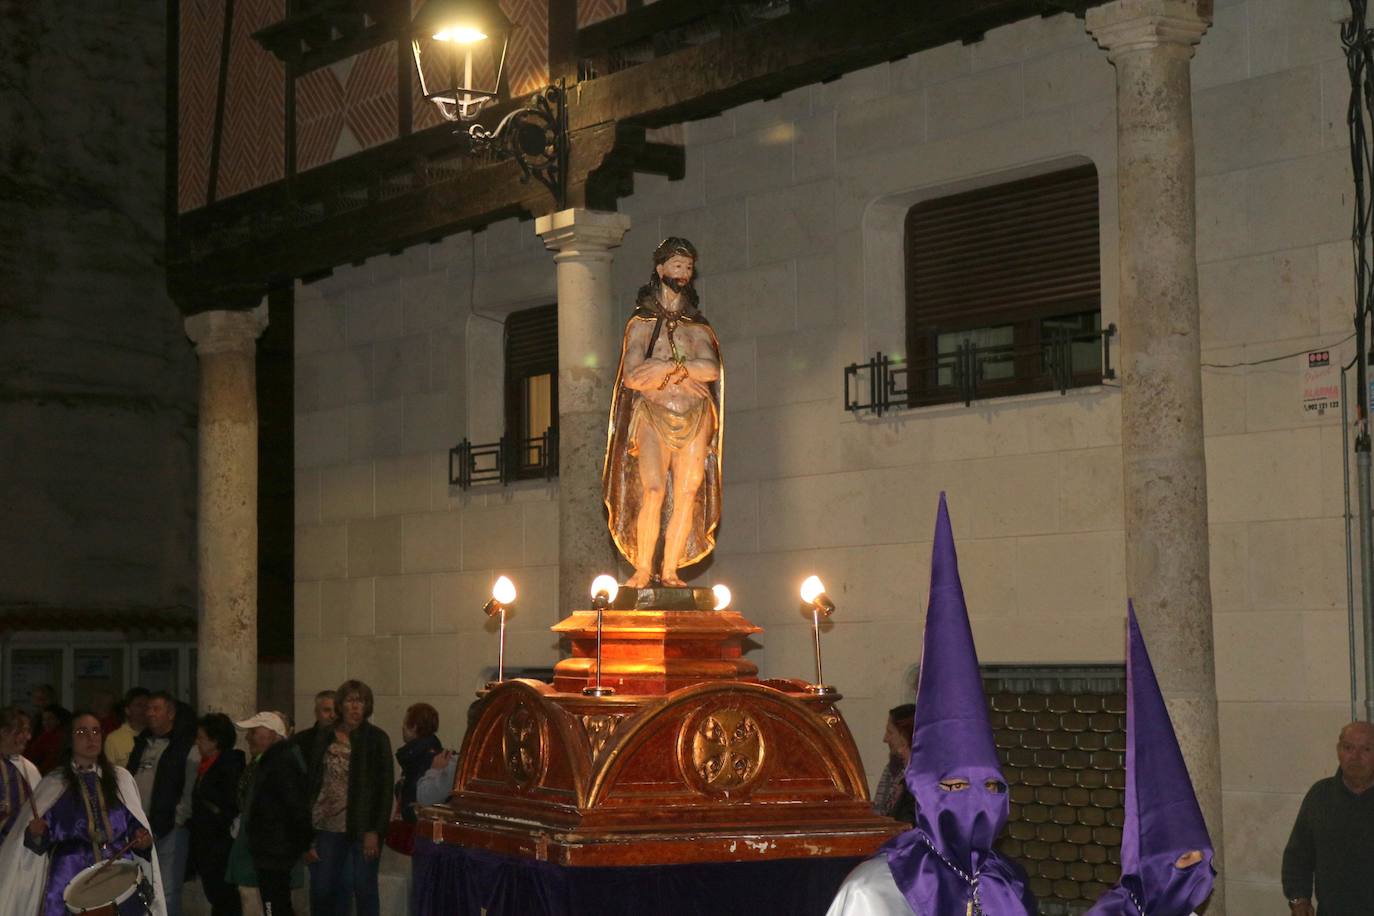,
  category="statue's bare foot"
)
[660,572,686,587]
[625,569,653,588]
